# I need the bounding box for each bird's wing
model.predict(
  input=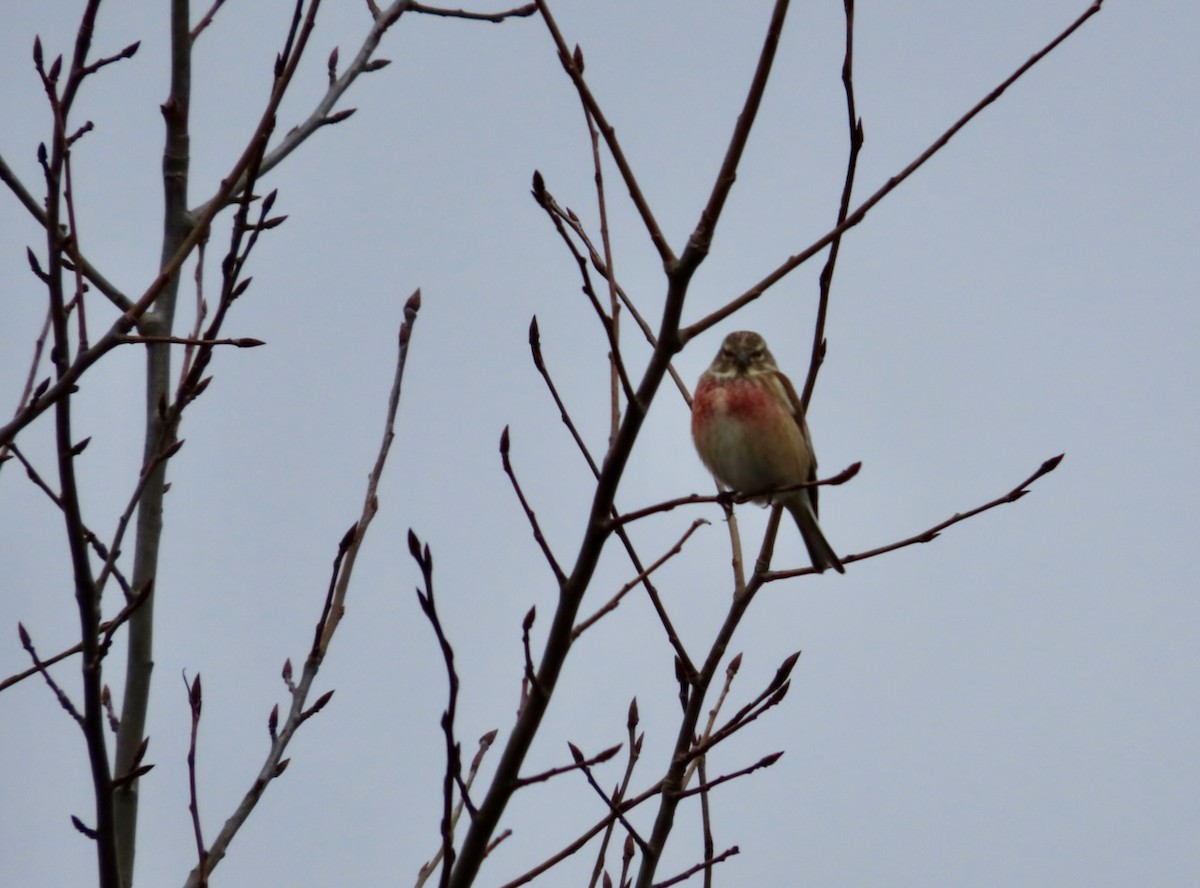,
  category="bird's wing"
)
[771,368,820,517]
